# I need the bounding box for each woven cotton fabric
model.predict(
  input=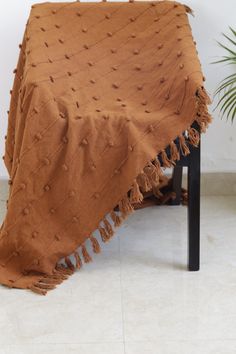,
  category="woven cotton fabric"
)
[0,1,211,295]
